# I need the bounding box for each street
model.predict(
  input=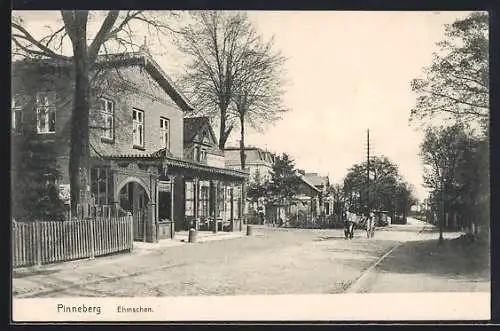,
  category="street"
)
[13,218,489,298]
